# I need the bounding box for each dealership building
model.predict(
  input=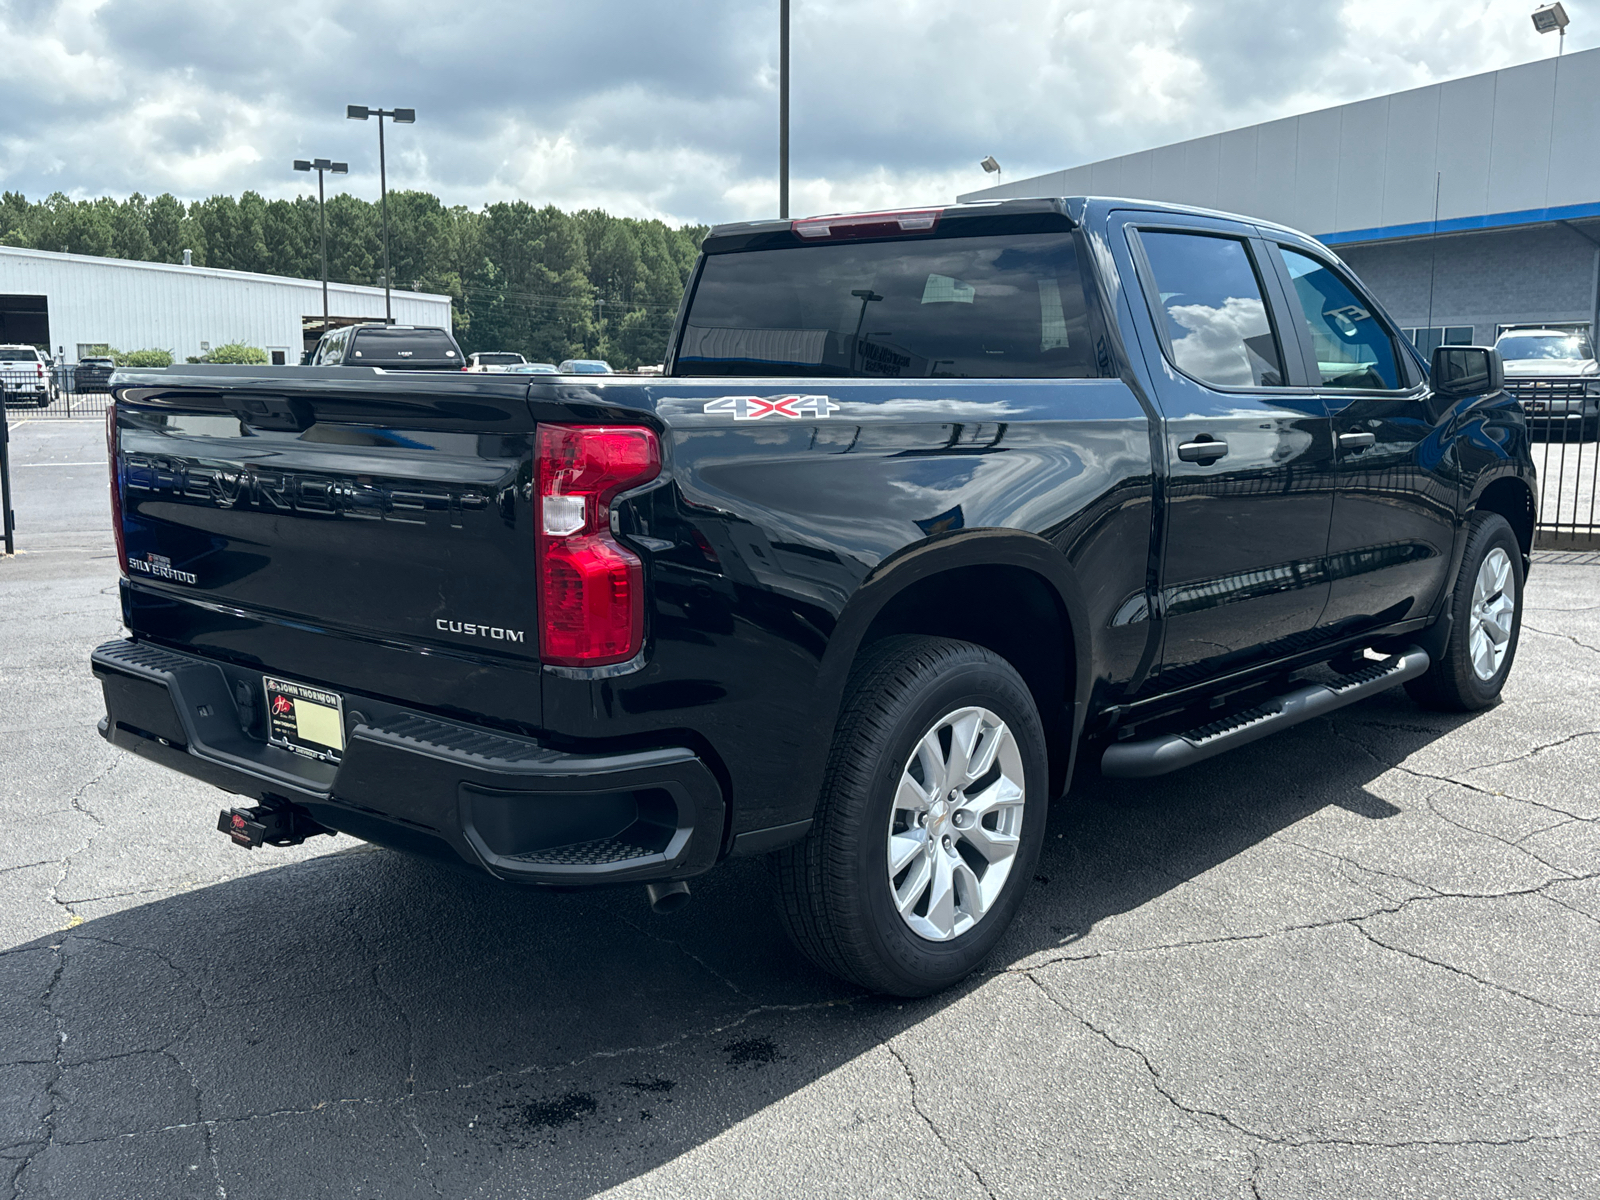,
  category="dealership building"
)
[0,246,452,365]
[960,46,1600,355]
